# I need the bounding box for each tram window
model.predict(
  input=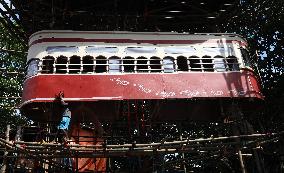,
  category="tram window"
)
[202,56,214,72]
[123,57,135,73]
[82,56,94,73]
[177,56,188,71]
[150,56,162,72]
[163,56,175,73]
[69,56,81,74]
[95,56,107,73]
[86,46,118,53]
[109,56,121,73]
[137,57,148,73]
[42,56,54,73]
[227,56,240,71]
[56,56,68,73]
[189,56,201,71]
[47,46,78,54]
[240,48,251,67]
[164,47,196,54]
[126,47,156,54]
[213,56,226,72]
[26,59,39,77]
